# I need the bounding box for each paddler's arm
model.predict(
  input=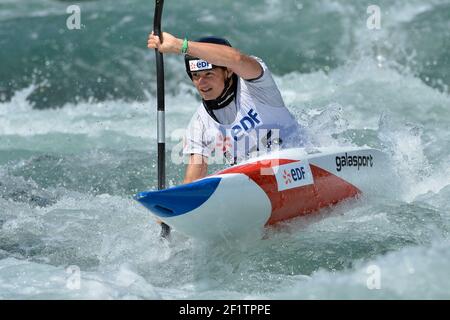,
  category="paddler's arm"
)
[183,154,208,184]
[148,32,262,80]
